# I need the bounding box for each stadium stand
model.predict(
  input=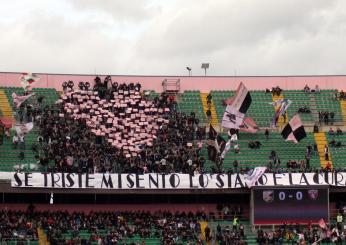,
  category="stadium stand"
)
[2,74,346,244]
[0,78,344,173]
